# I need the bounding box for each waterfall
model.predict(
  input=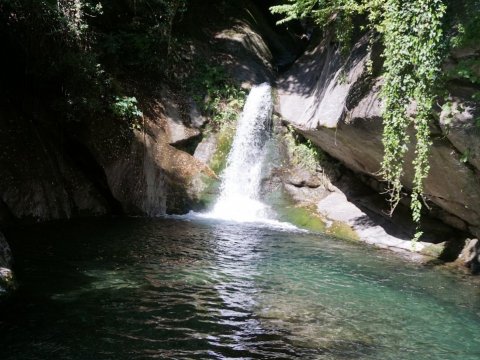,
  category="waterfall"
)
[206,83,273,222]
